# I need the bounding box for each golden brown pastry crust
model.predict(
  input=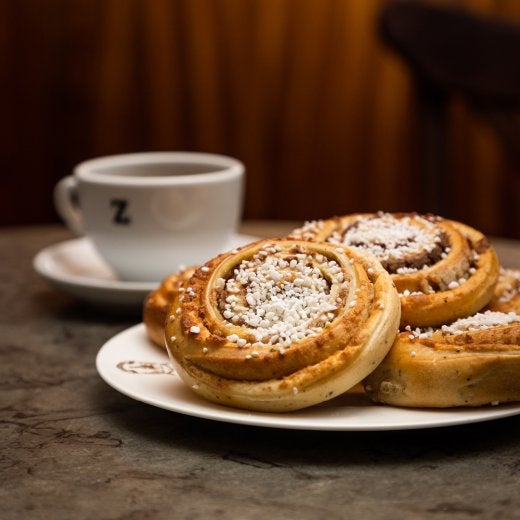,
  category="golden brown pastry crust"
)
[165,238,401,412]
[291,213,500,328]
[143,267,197,348]
[487,268,520,313]
[363,311,520,408]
